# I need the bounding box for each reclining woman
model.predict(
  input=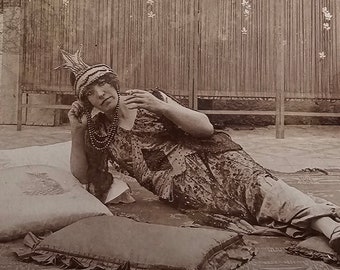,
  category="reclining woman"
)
[59,48,340,253]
